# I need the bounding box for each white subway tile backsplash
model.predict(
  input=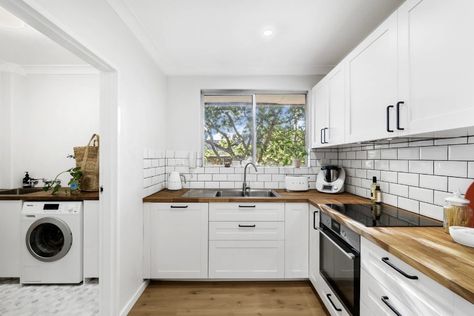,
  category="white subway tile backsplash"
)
[398,172,419,186]
[420,146,447,160]
[434,161,467,177]
[257,174,272,182]
[434,190,451,206]
[390,183,409,197]
[356,169,367,178]
[367,150,381,160]
[419,203,443,221]
[448,177,474,193]
[409,161,433,174]
[356,151,367,159]
[409,187,433,204]
[204,182,219,189]
[198,174,212,181]
[213,174,228,181]
[398,197,419,213]
[363,160,374,169]
[382,193,398,207]
[398,148,419,160]
[390,160,409,172]
[435,137,468,145]
[381,149,398,159]
[366,170,381,180]
[381,171,397,183]
[375,160,389,170]
[419,175,448,191]
[449,144,474,161]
